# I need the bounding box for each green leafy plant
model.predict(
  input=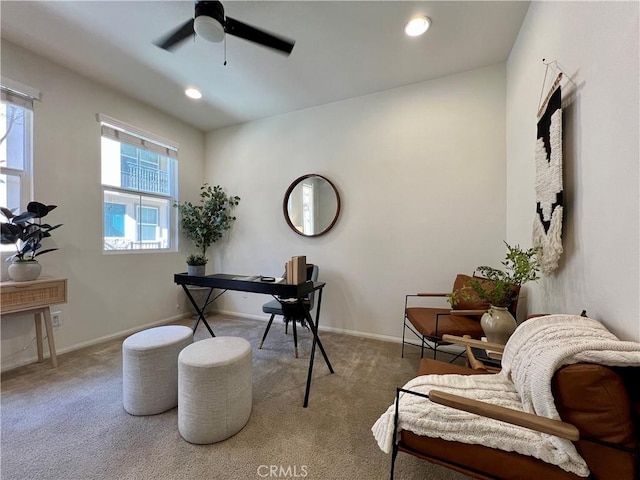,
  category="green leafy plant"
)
[1,202,63,262]
[469,242,540,308]
[186,252,208,266]
[174,183,240,260]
